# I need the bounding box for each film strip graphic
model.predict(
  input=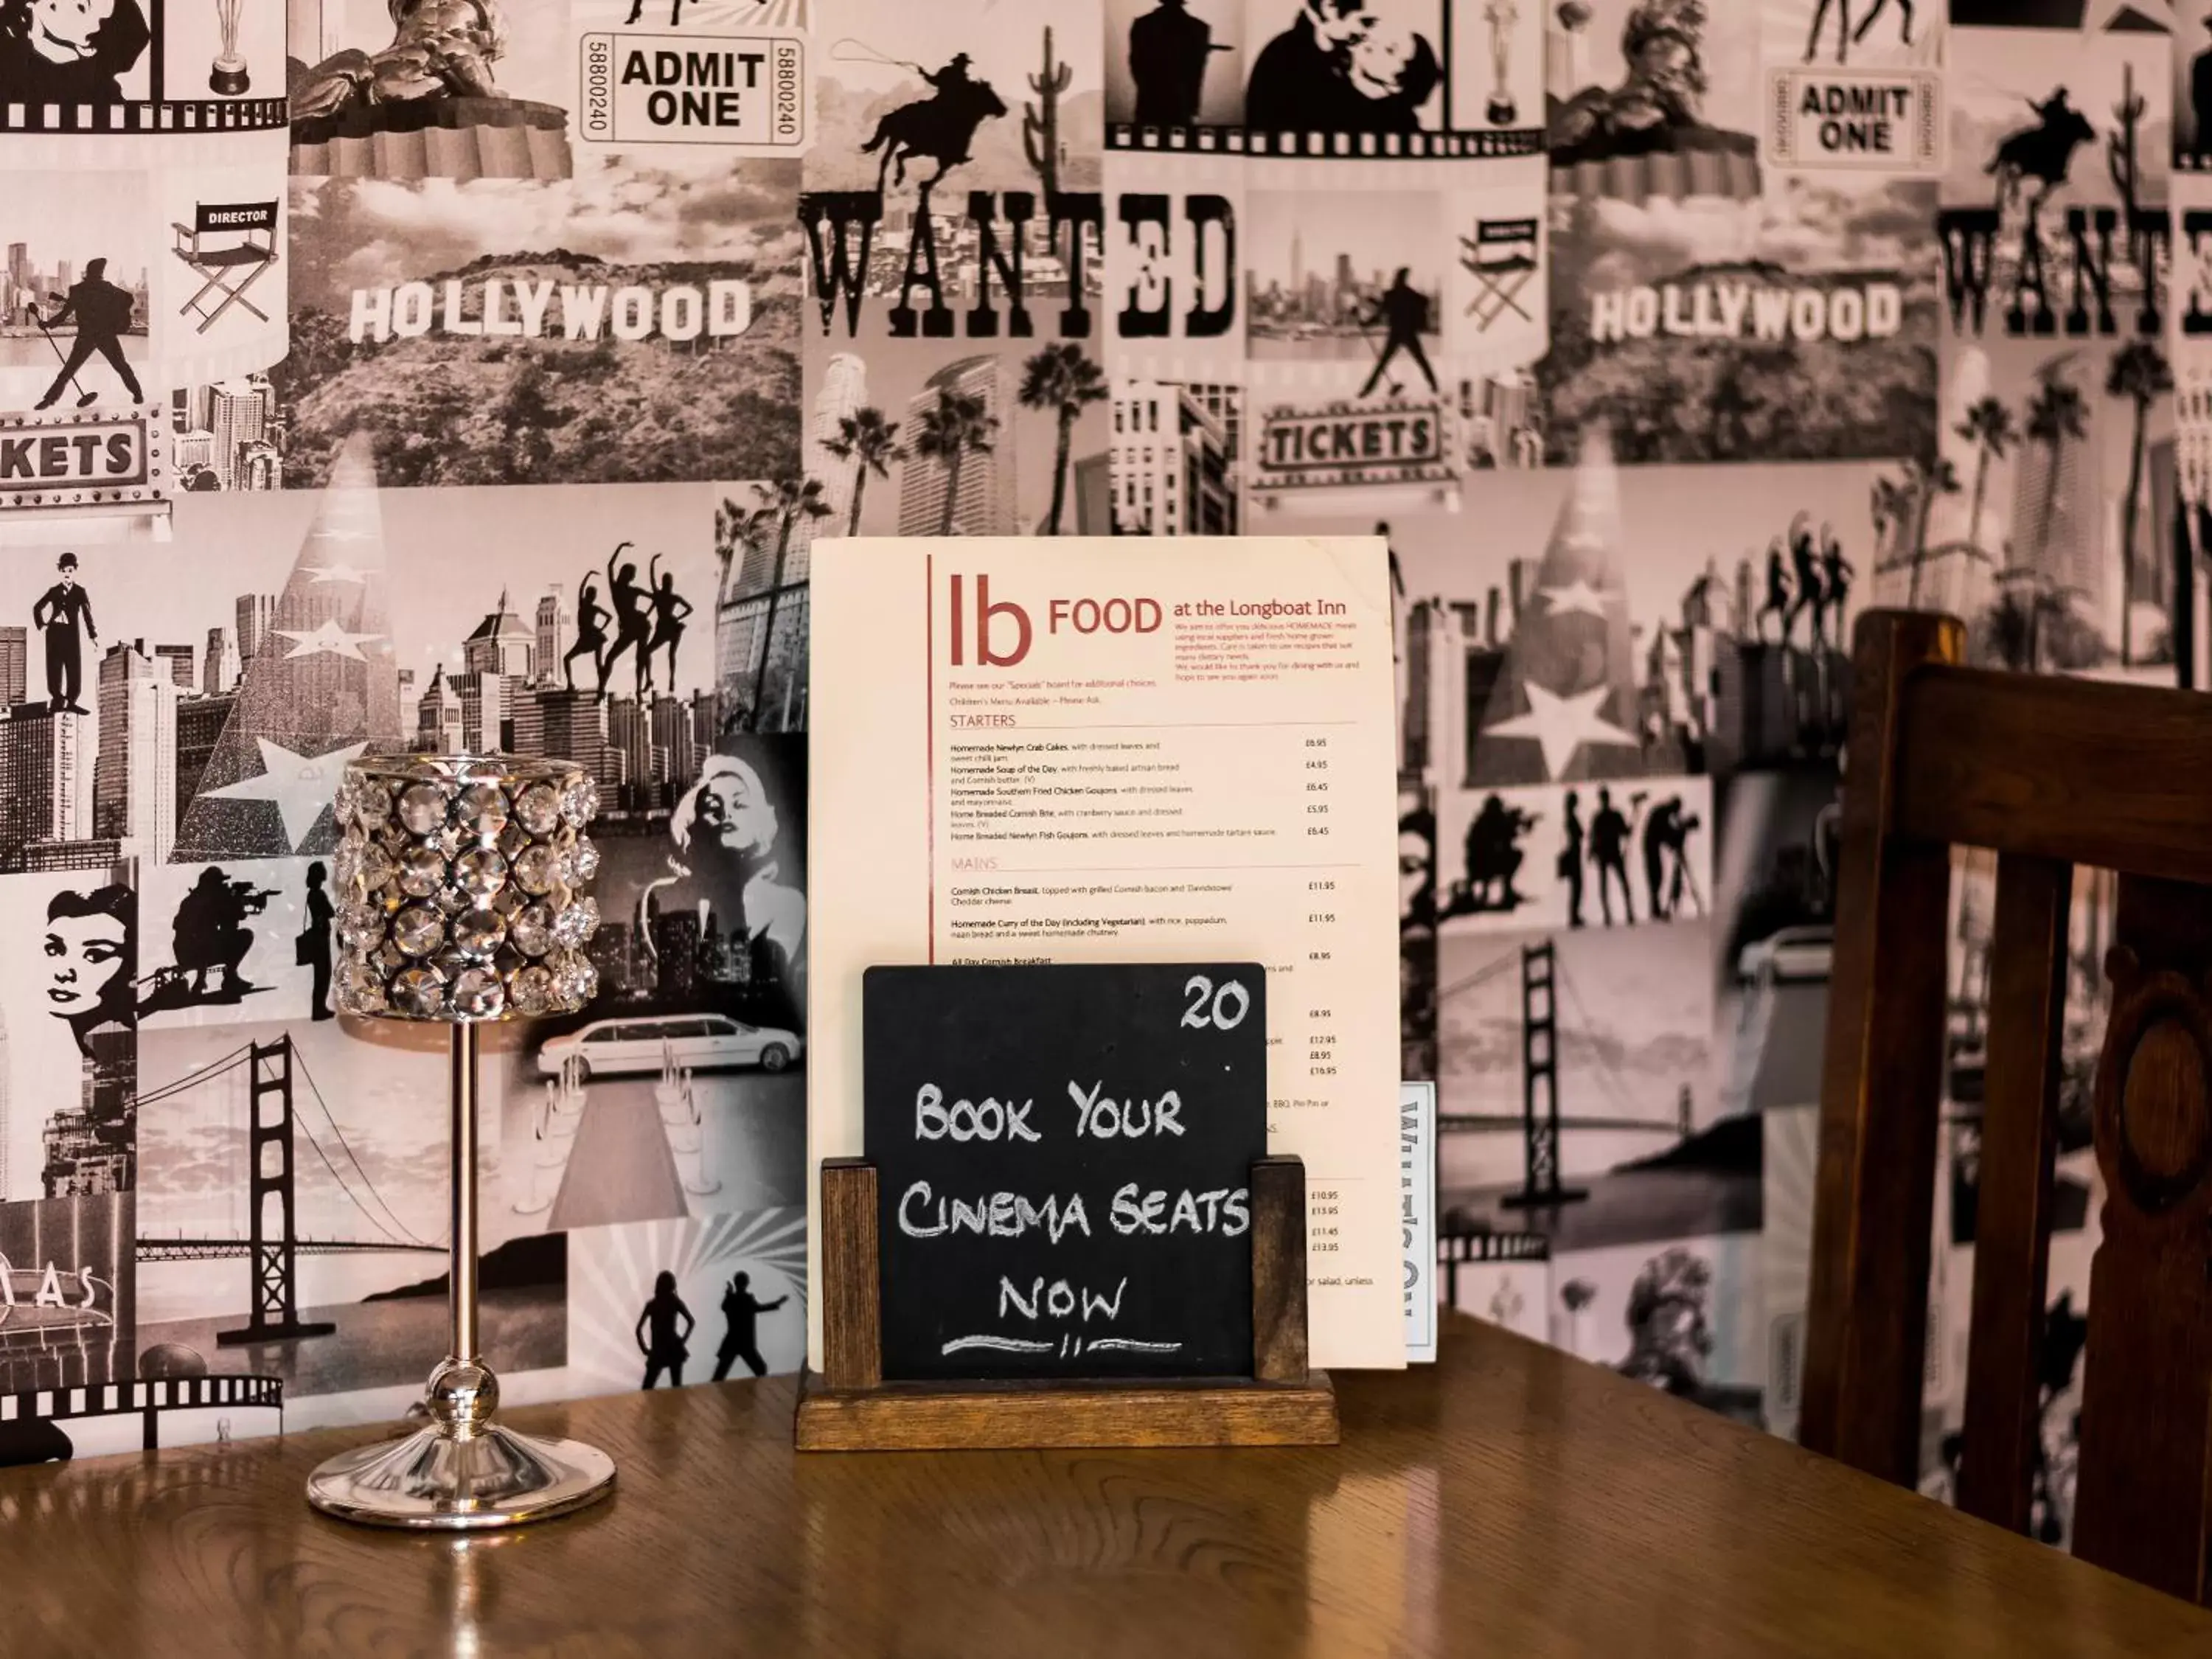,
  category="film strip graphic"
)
[1110,122,1543,159]
[1436,1228,1548,1312]
[1108,121,1247,154]
[1,1372,283,1452]
[1436,1228,1550,1262]
[0,97,288,135]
